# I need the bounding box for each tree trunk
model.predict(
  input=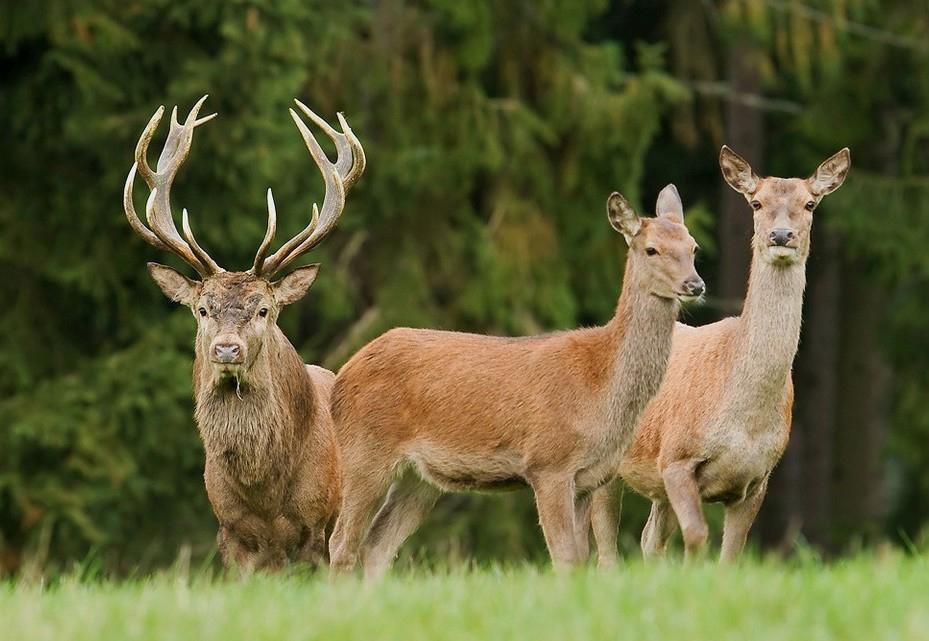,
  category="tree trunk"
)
[790,226,841,550]
[717,42,762,308]
[831,270,891,547]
